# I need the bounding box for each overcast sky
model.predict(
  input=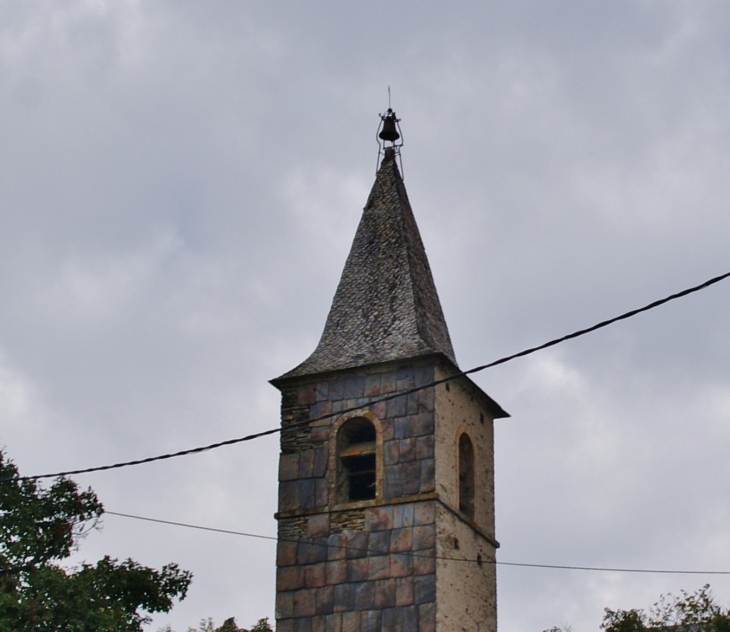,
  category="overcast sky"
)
[2,1,730,630]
